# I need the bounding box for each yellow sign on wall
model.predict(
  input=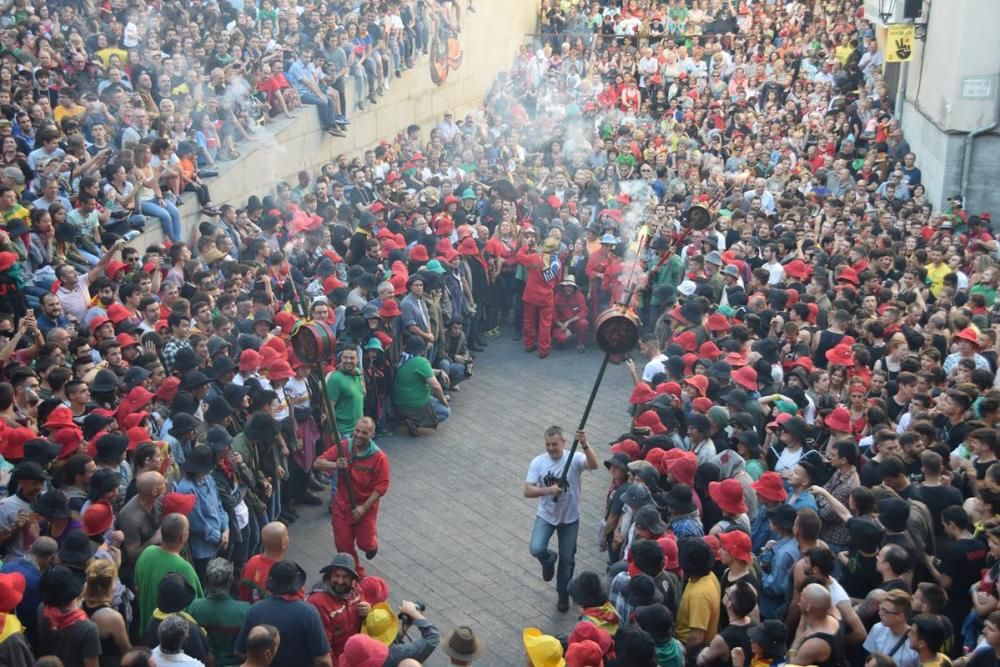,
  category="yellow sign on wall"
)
[885,24,915,62]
